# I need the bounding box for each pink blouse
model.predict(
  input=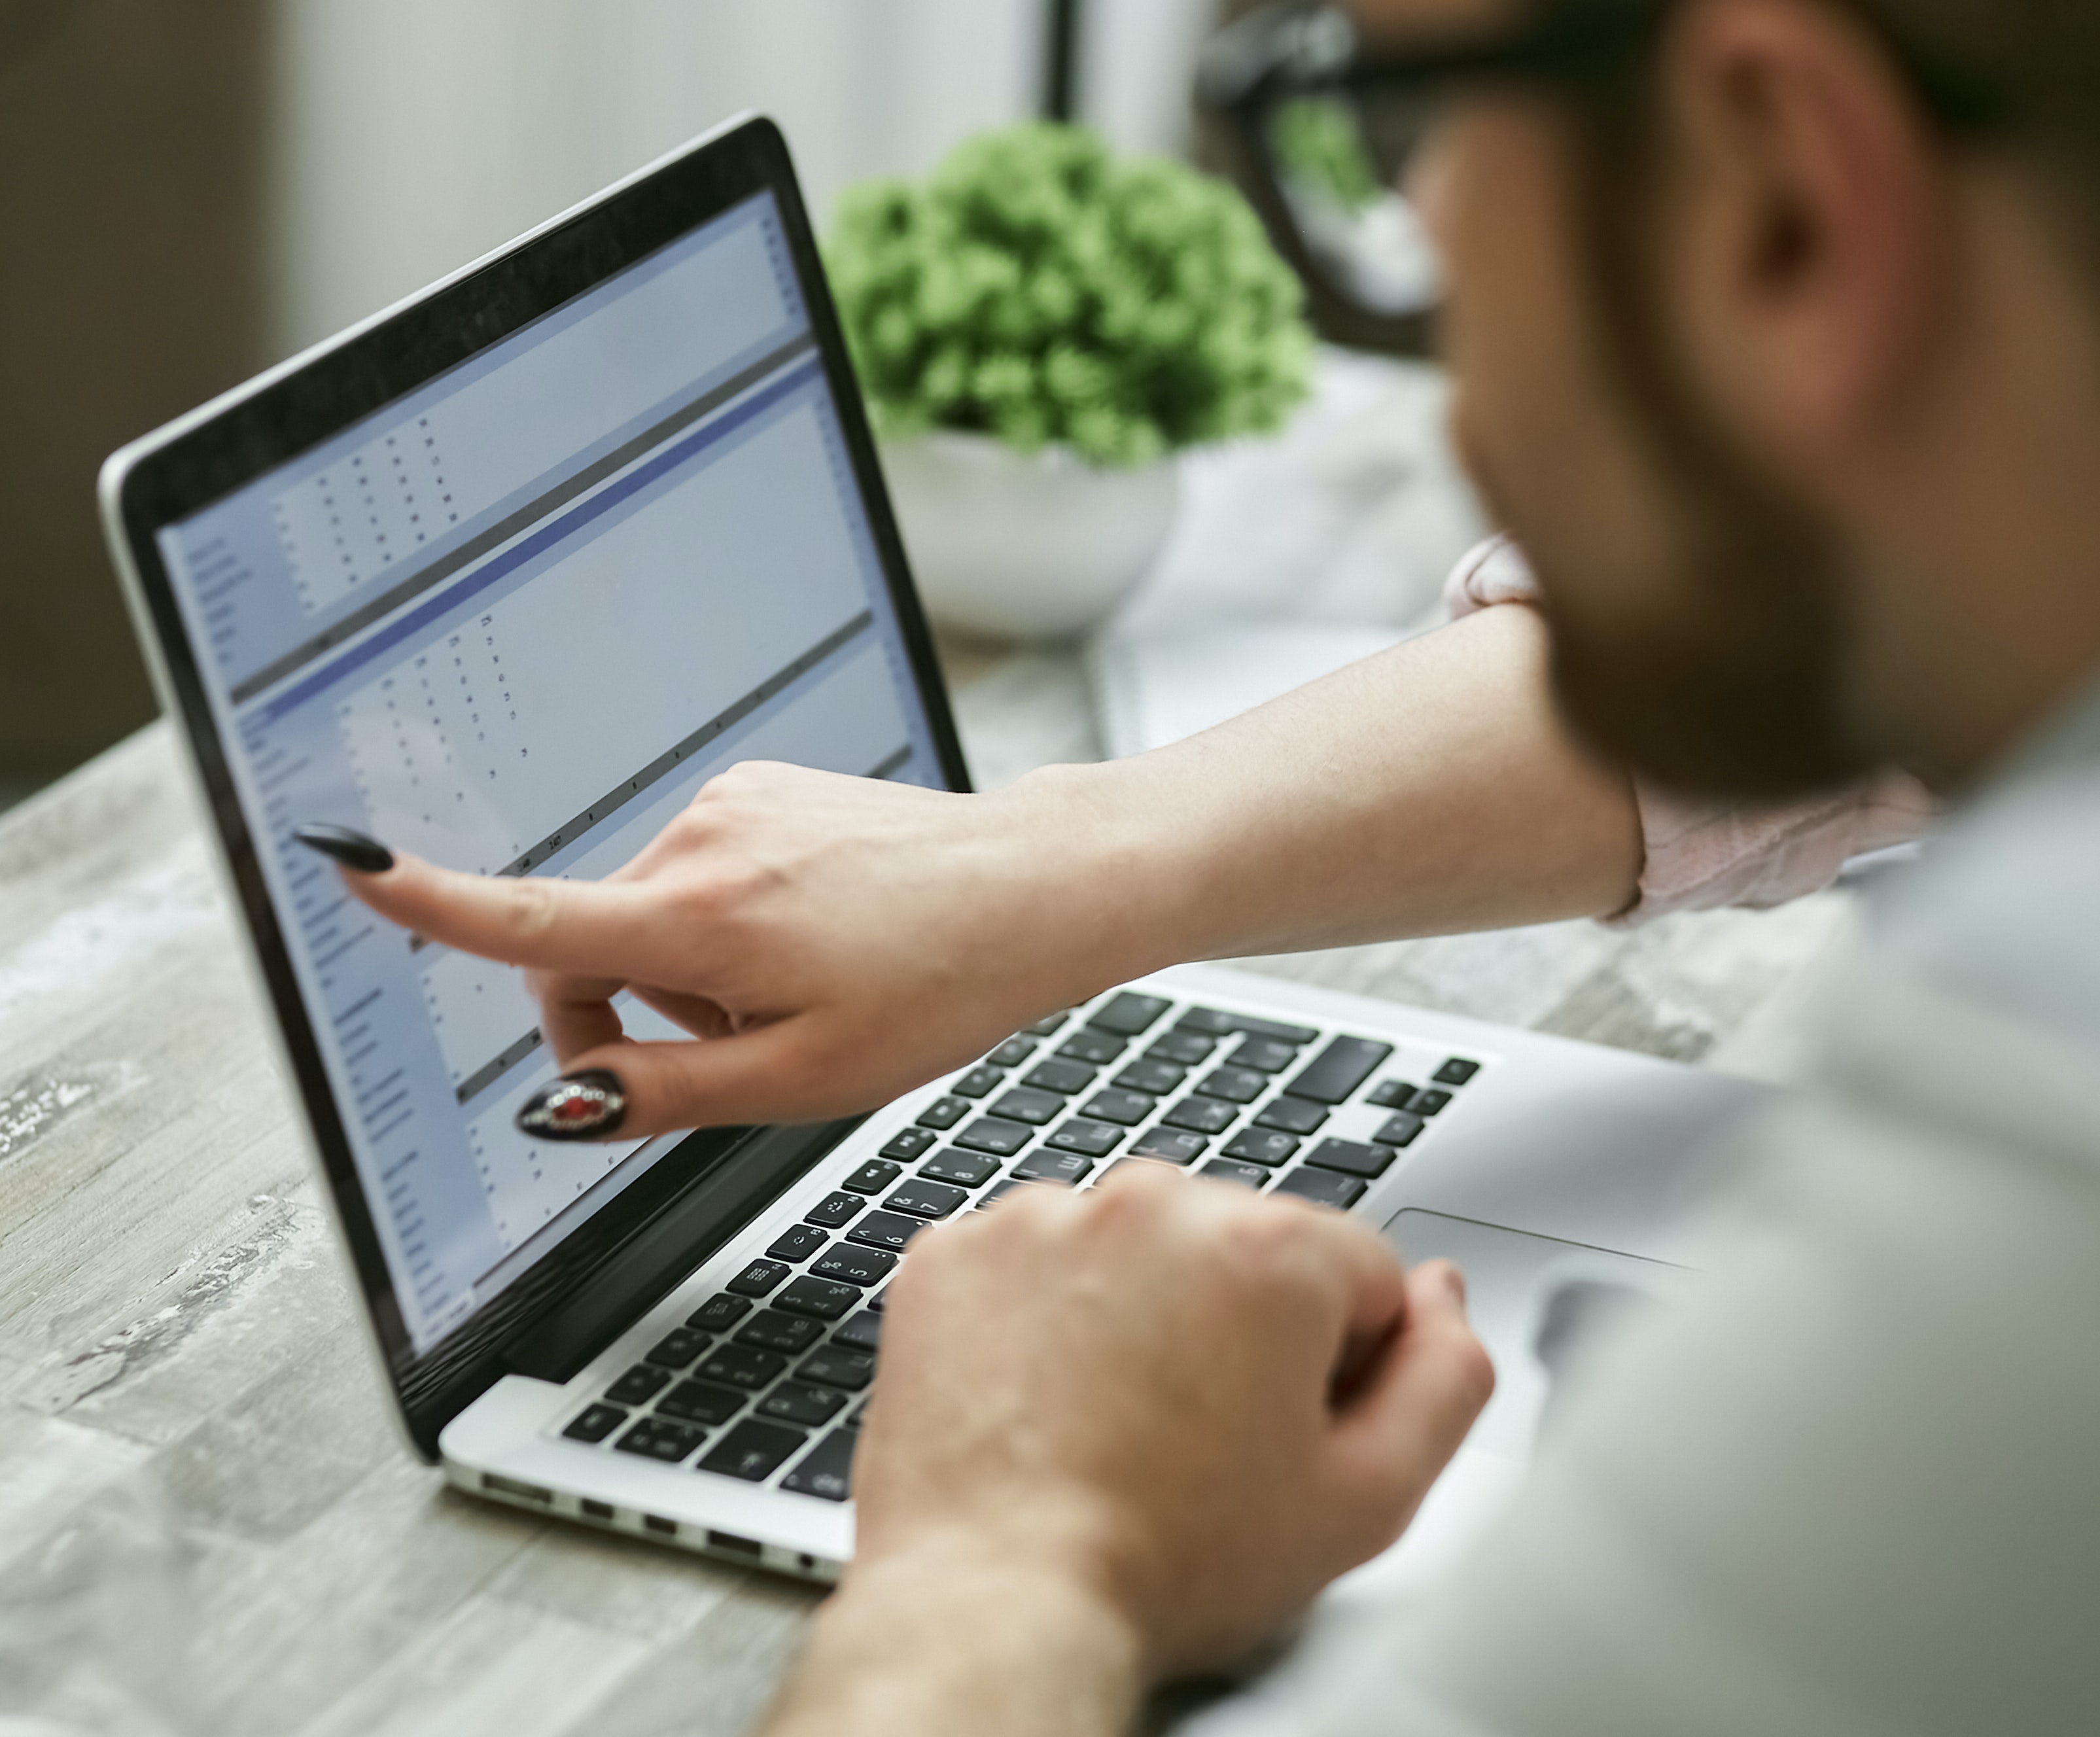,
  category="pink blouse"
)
[1445,537,1934,924]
